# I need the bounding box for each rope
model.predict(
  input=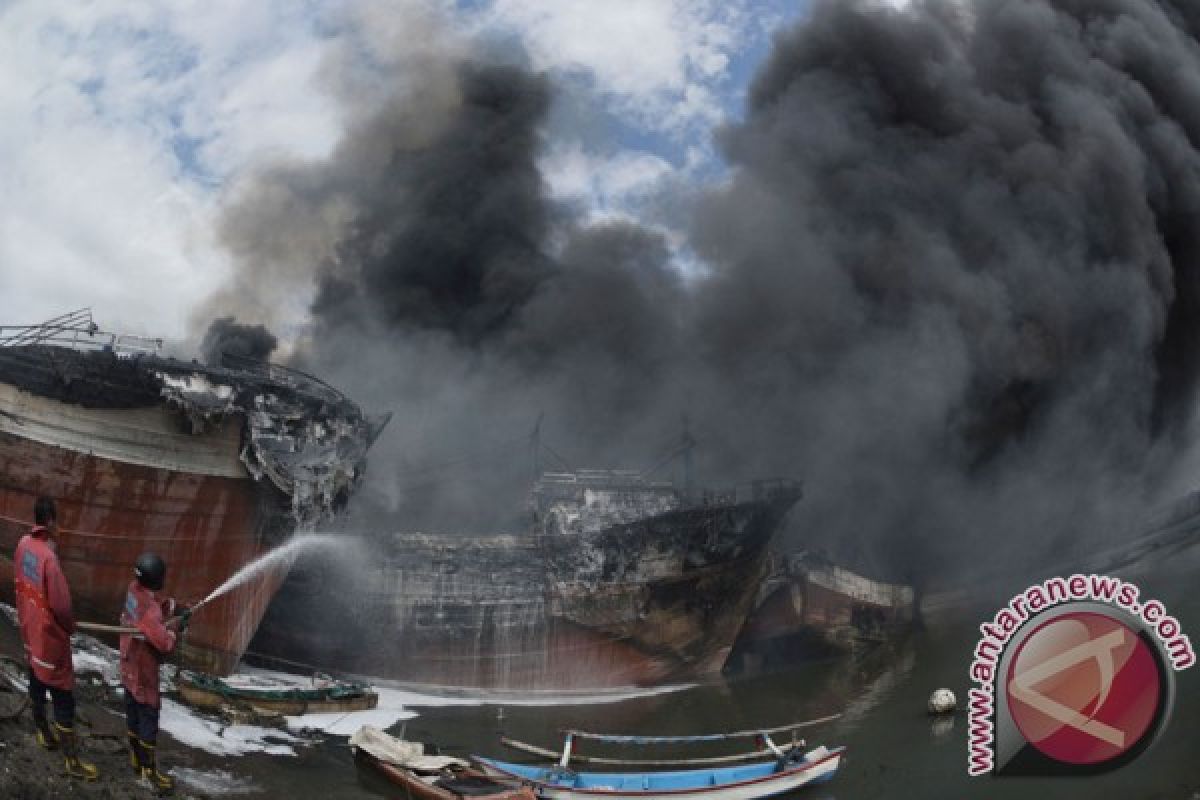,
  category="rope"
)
[77,621,141,637]
[540,443,574,472]
[391,434,530,483]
